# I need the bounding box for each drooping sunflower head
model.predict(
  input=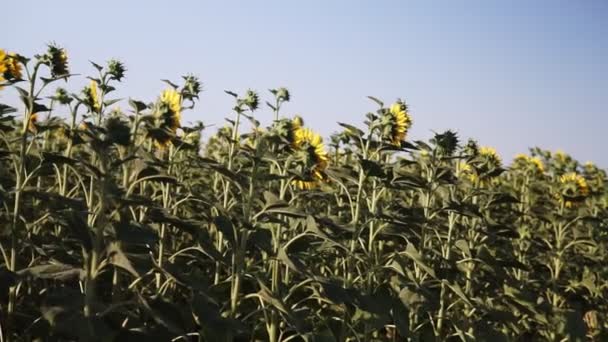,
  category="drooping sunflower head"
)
[383,101,412,146]
[47,44,69,77]
[556,172,589,208]
[291,127,329,190]
[83,80,101,112]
